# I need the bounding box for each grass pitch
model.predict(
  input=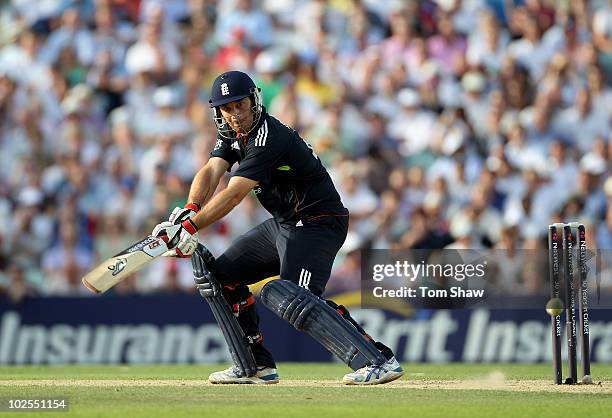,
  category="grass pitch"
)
[0,363,611,418]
